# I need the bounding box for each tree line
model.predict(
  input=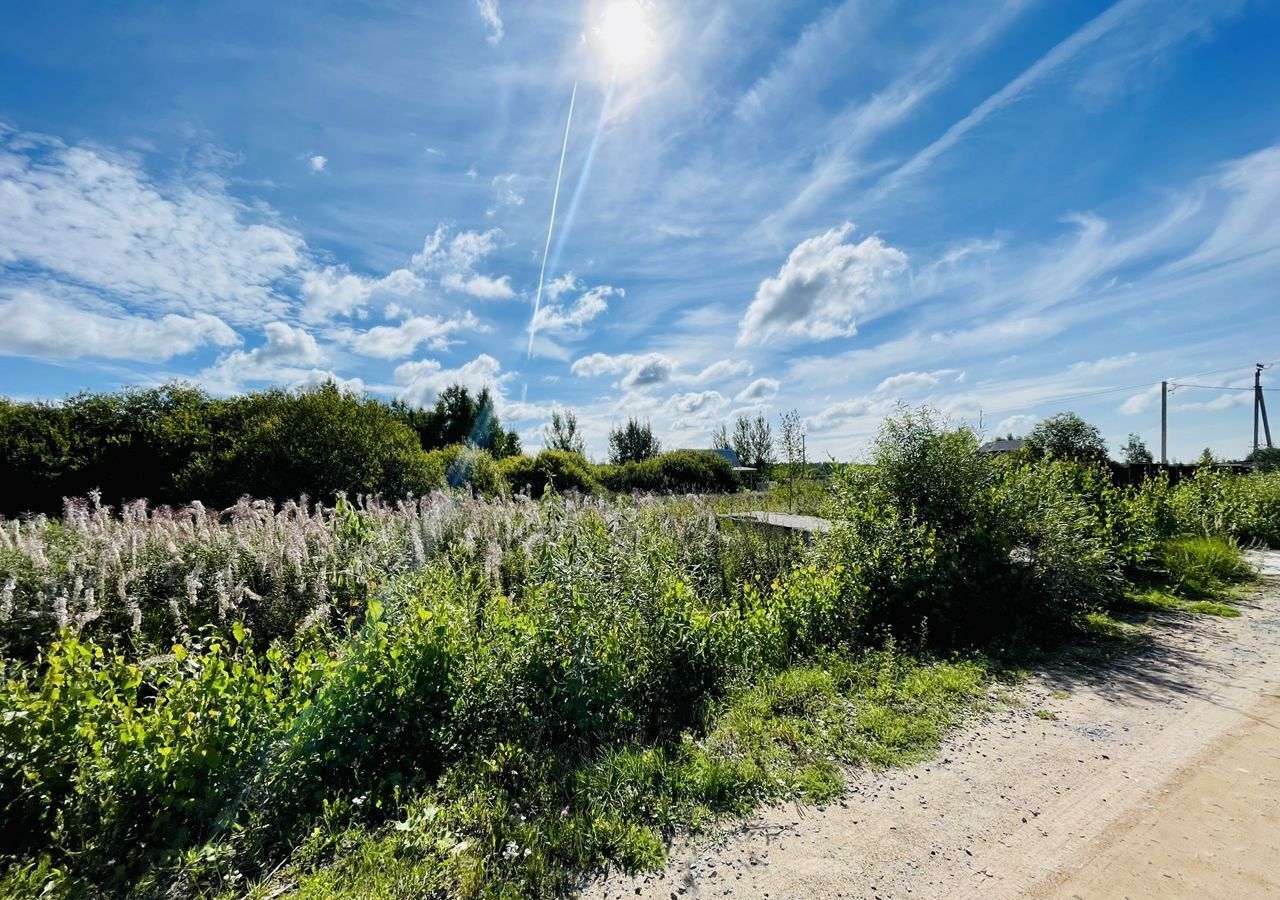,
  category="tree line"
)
[0,384,742,516]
